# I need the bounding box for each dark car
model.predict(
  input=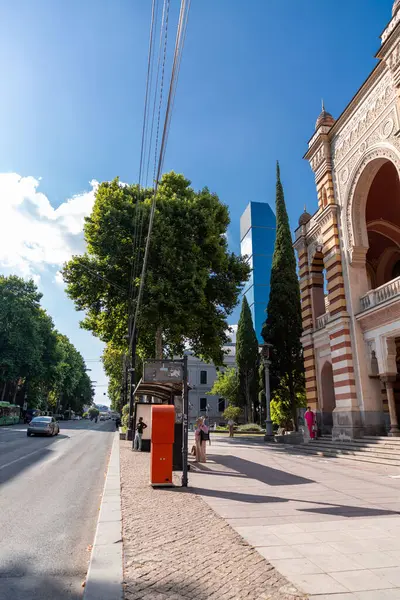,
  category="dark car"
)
[27,416,60,437]
[24,409,41,424]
